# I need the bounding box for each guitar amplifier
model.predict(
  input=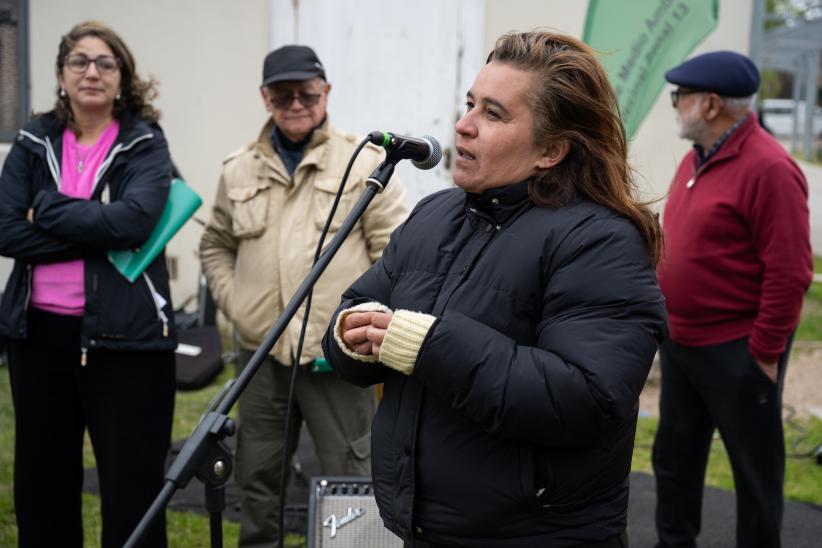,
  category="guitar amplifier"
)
[307,477,403,548]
